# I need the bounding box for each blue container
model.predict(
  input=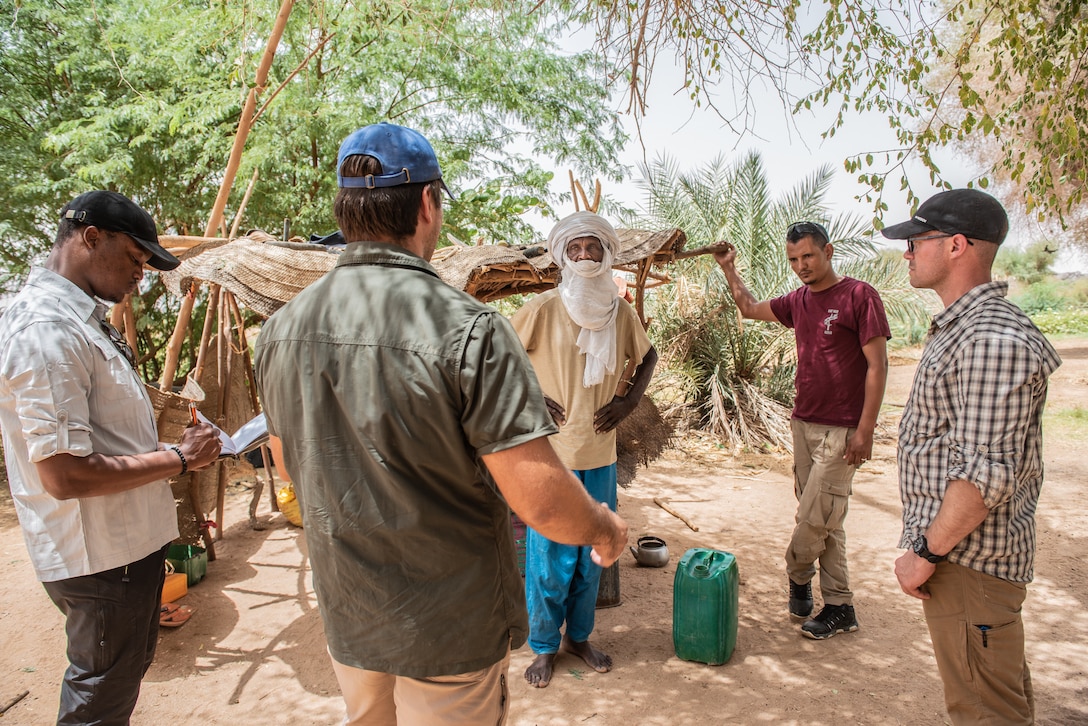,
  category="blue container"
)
[673,548,739,665]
